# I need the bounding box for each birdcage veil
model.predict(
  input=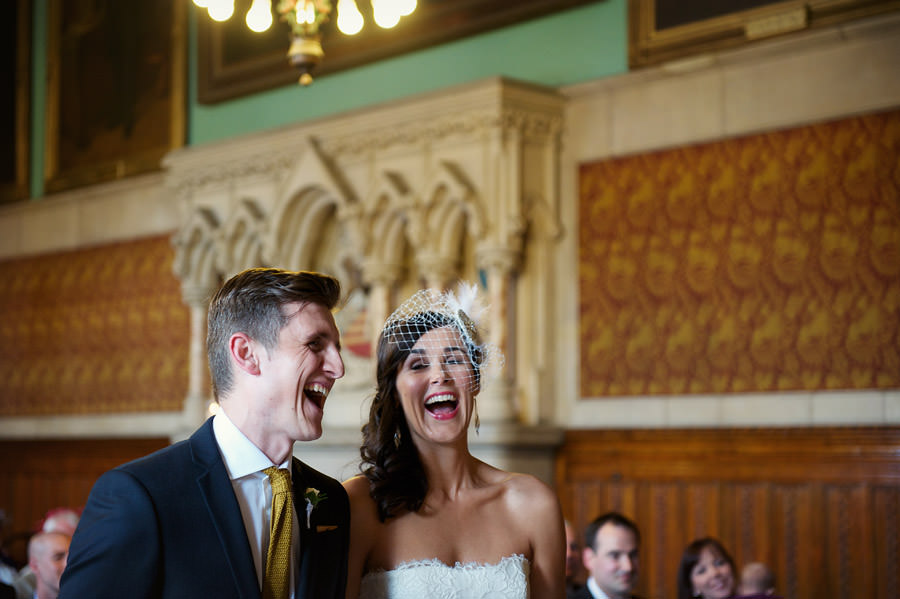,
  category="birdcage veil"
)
[381,282,504,392]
